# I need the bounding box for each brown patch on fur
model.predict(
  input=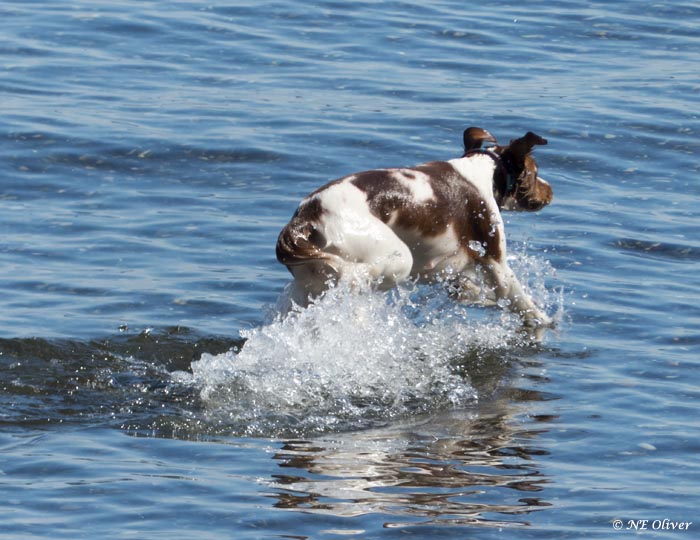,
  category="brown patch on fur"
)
[411,162,501,260]
[514,155,552,210]
[276,197,327,267]
[350,170,413,223]
[351,161,502,262]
